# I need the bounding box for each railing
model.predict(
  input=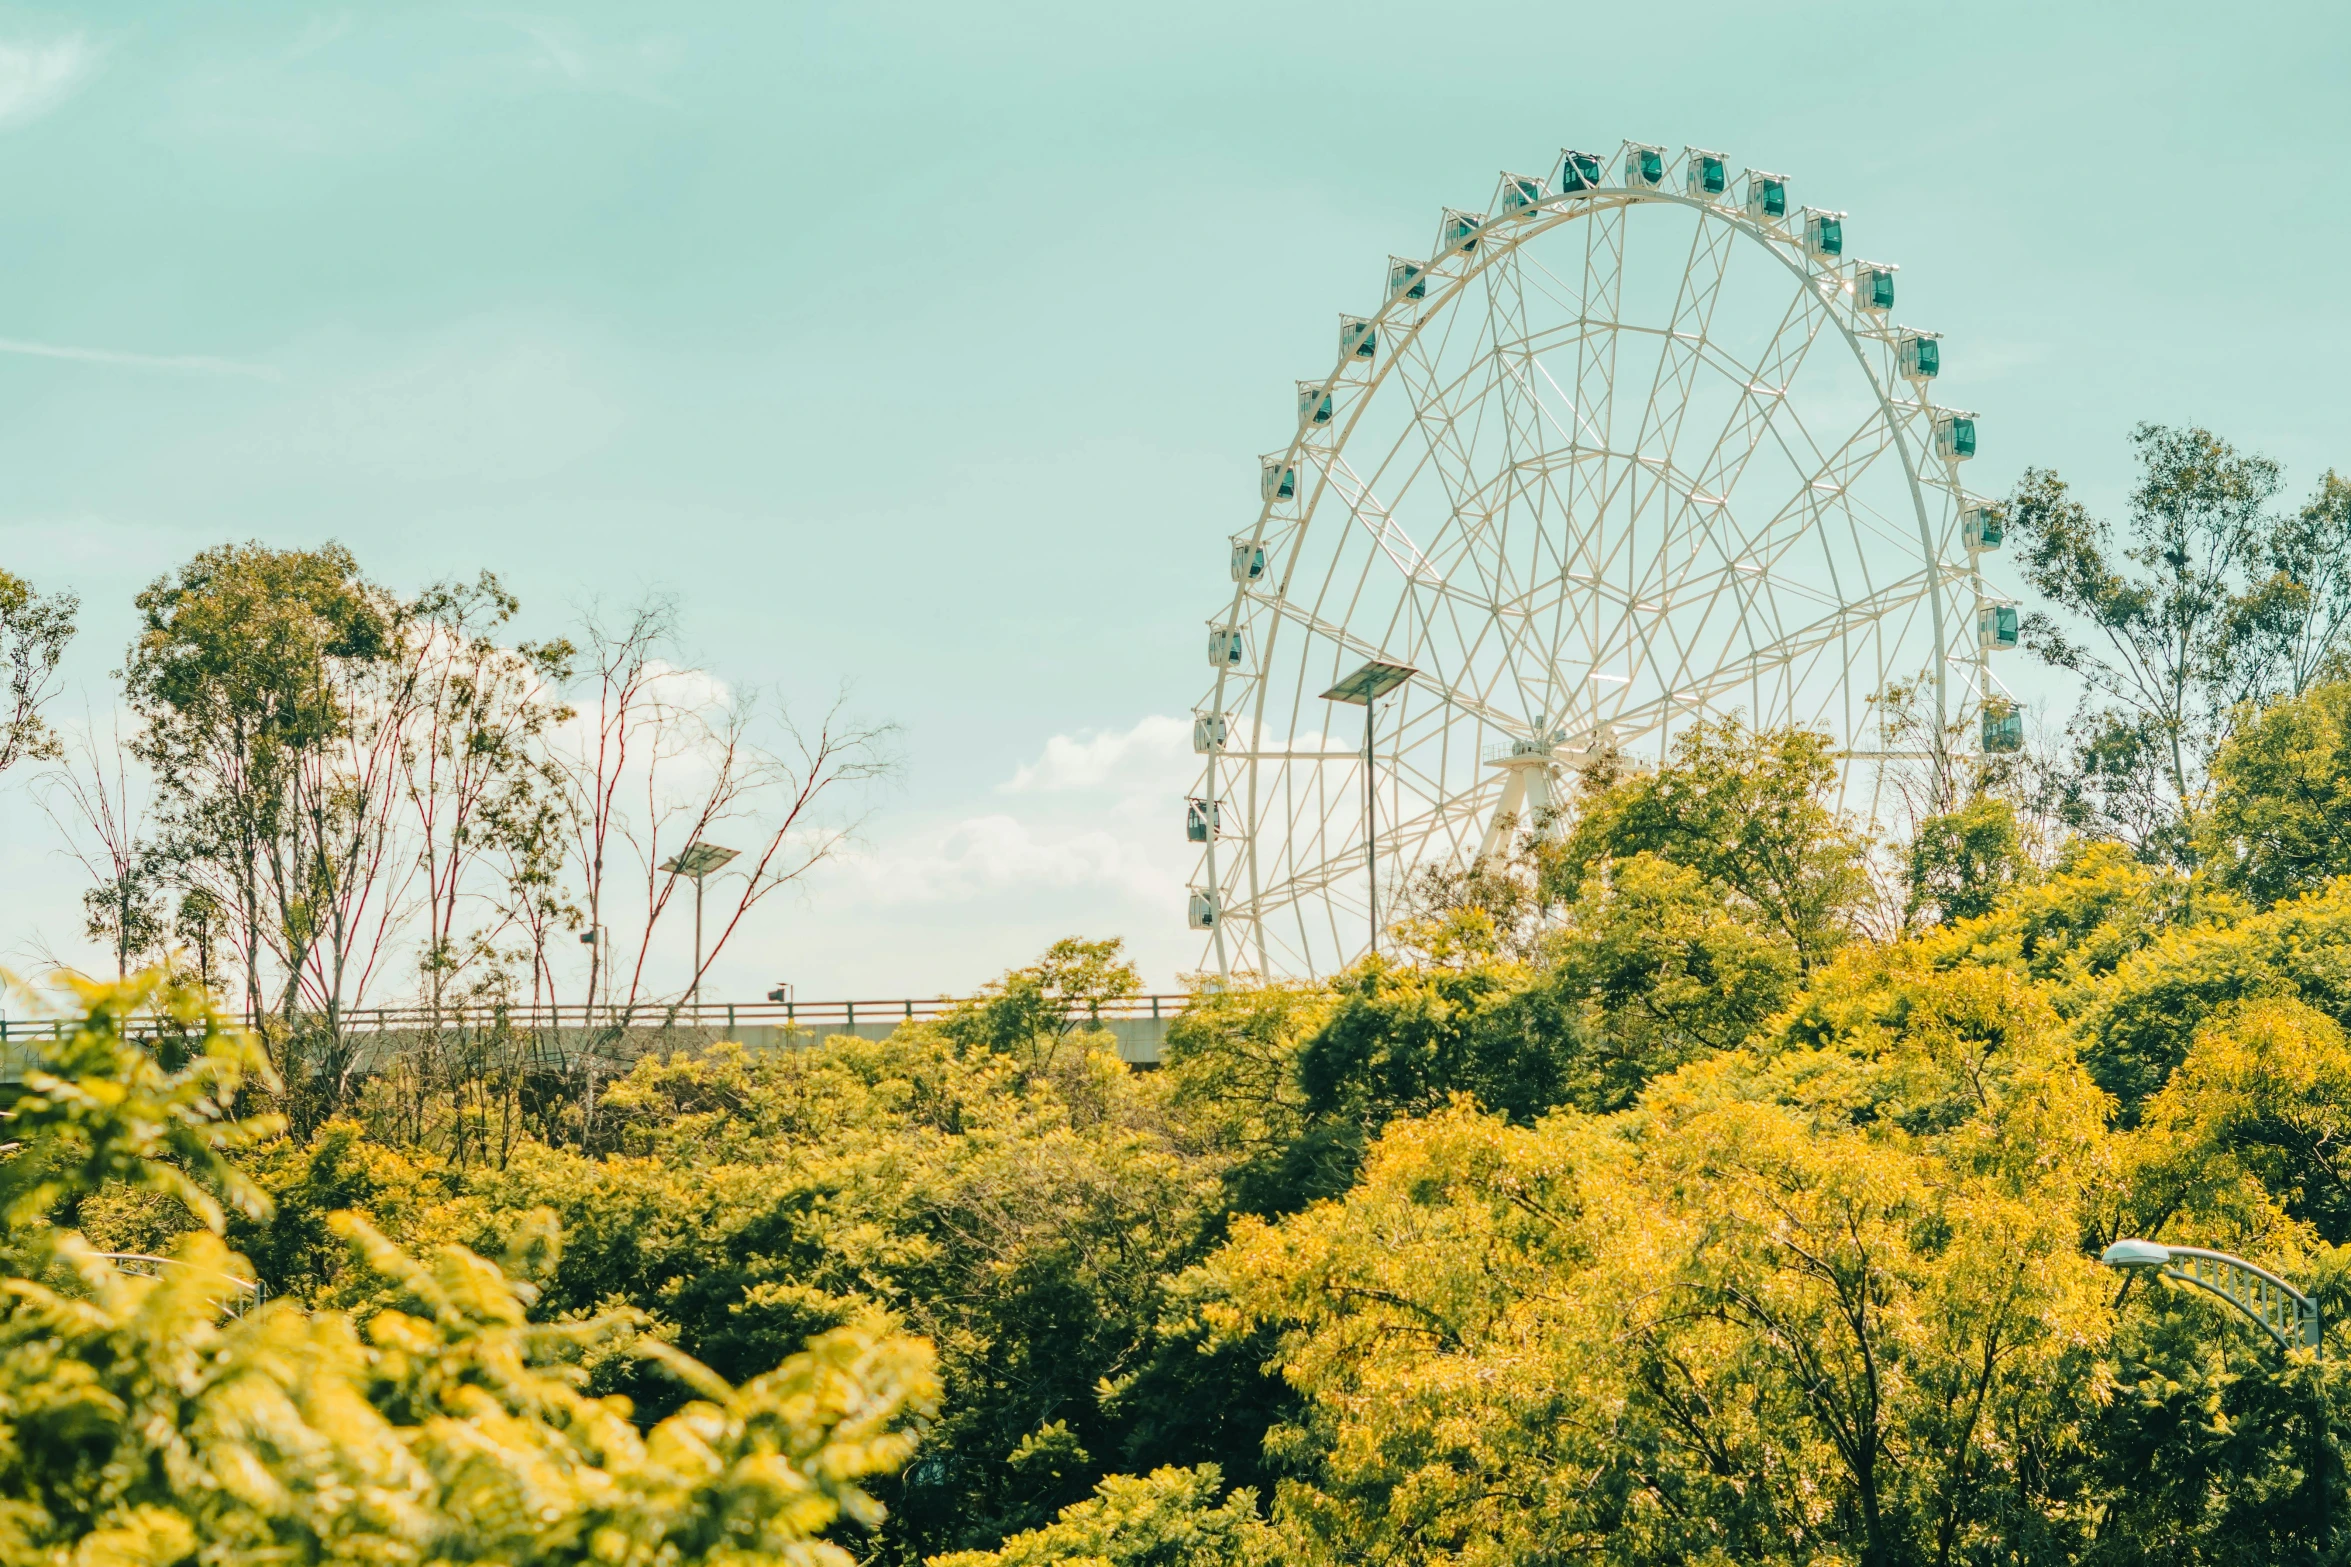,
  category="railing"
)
[96,1252,265,1315]
[0,993,1193,1046]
